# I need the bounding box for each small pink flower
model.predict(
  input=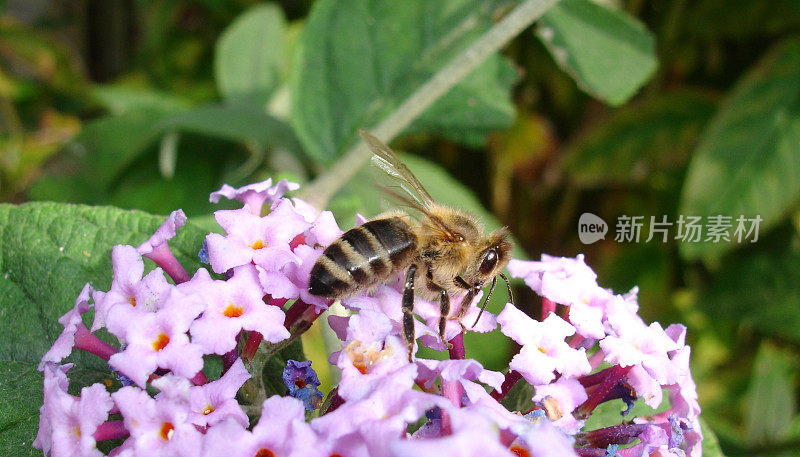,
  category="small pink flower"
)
[136,210,189,284]
[107,288,205,387]
[202,396,324,457]
[92,245,172,334]
[187,359,250,427]
[112,386,202,457]
[498,303,591,385]
[210,178,300,215]
[33,363,114,457]
[205,200,309,274]
[184,265,289,355]
[40,284,117,368]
